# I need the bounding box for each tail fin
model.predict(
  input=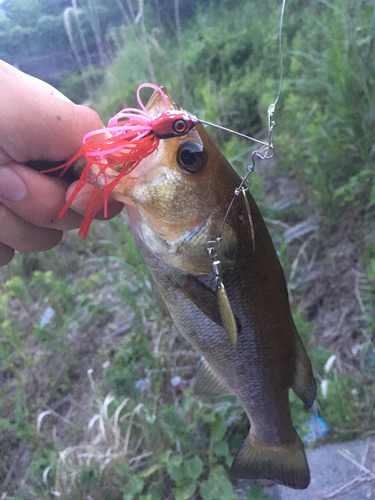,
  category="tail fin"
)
[230,431,310,489]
